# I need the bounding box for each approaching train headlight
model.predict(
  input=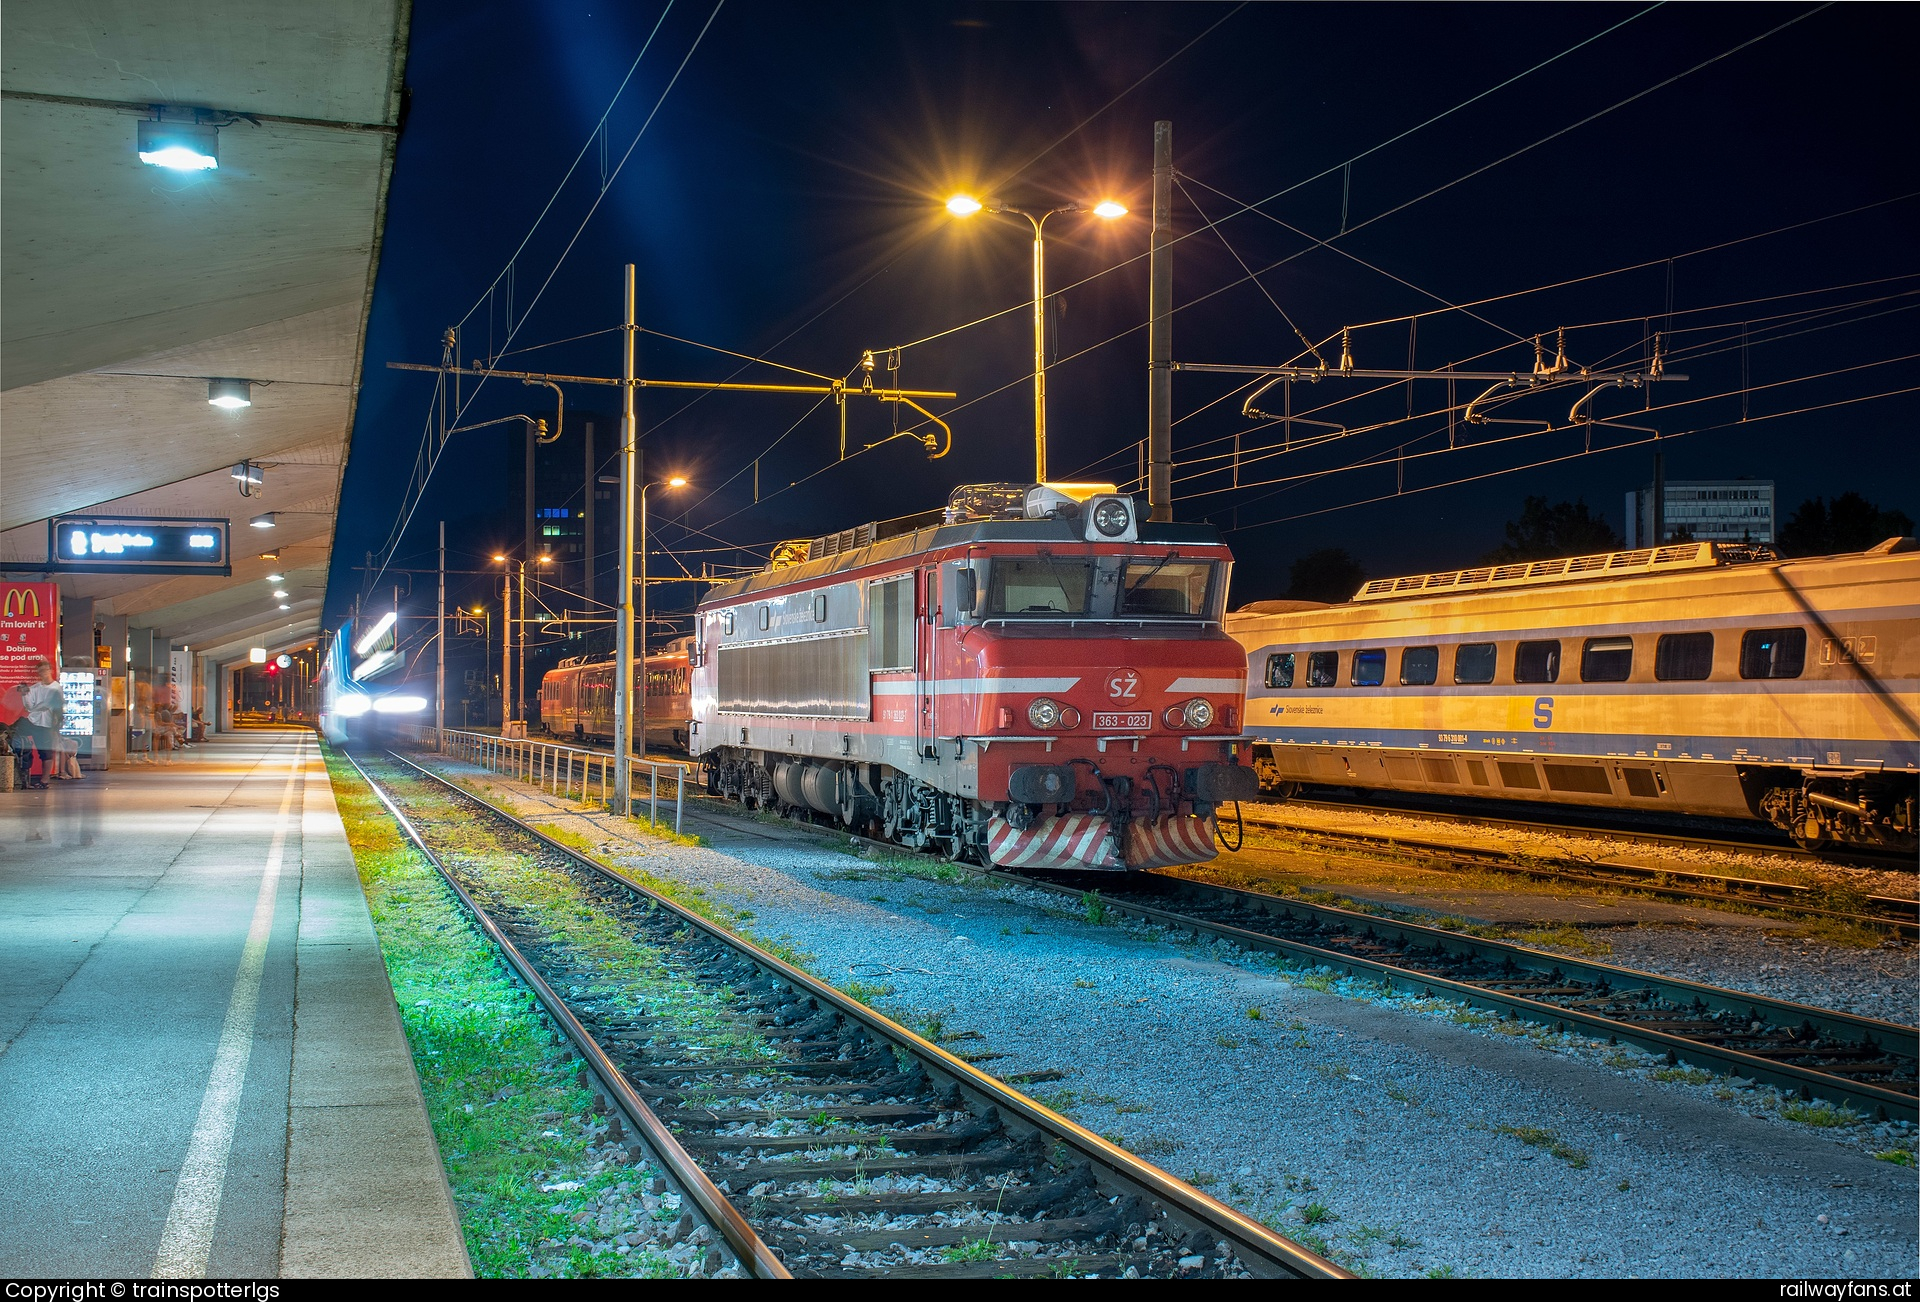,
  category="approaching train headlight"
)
[1027,697,1064,729]
[1090,498,1132,537]
[335,694,372,717]
[1165,697,1215,729]
[373,695,428,714]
